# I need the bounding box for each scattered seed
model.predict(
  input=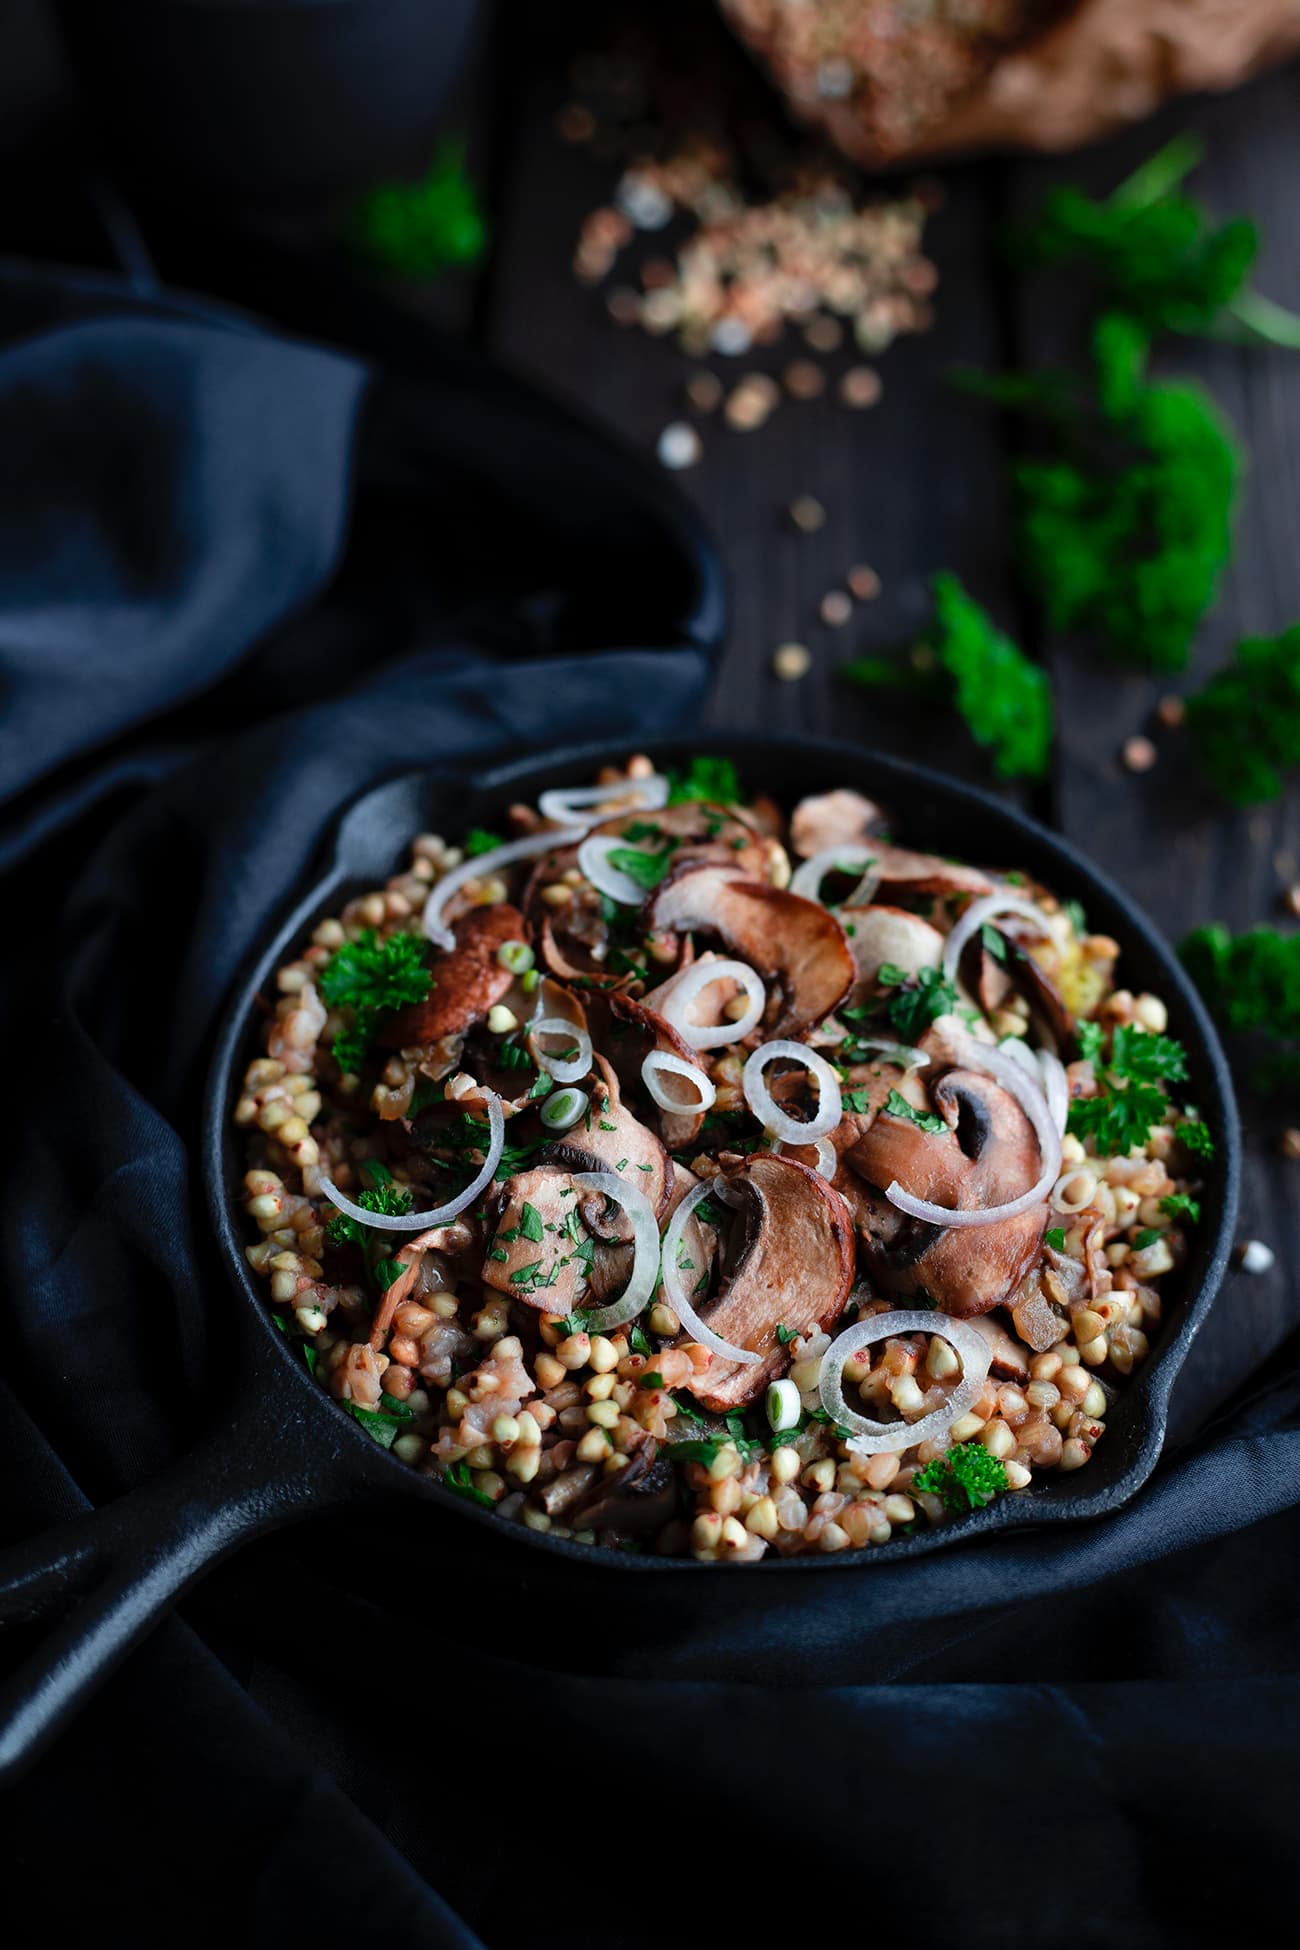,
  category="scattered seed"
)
[684,370,723,414]
[1282,882,1300,918]
[605,286,641,326]
[1122,735,1158,774]
[772,642,812,681]
[556,103,596,144]
[804,316,844,354]
[1280,1128,1300,1161]
[712,317,754,357]
[724,376,778,430]
[788,494,826,534]
[616,170,673,231]
[847,564,881,601]
[1155,694,1186,728]
[820,590,853,628]
[838,365,882,408]
[783,359,826,400]
[657,421,703,470]
[1237,1239,1275,1275]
